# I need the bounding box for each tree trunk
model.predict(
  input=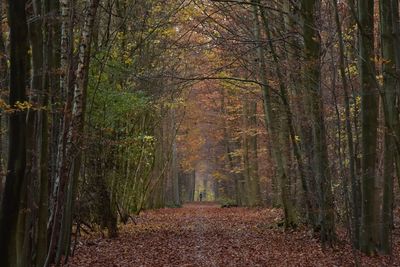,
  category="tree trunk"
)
[388,0,400,195]
[171,109,180,207]
[242,98,261,207]
[358,0,379,255]
[0,0,8,199]
[0,1,29,266]
[252,0,295,218]
[379,0,397,254]
[22,0,45,264]
[258,2,303,227]
[332,0,361,249]
[45,0,100,265]
[301,0,335,244]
